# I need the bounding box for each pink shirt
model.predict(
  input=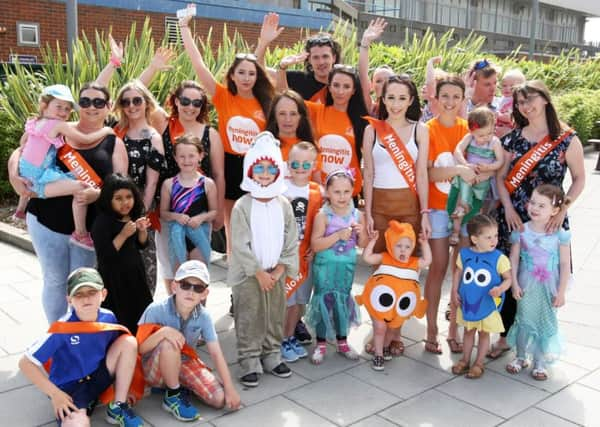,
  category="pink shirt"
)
[22,118,66,167]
